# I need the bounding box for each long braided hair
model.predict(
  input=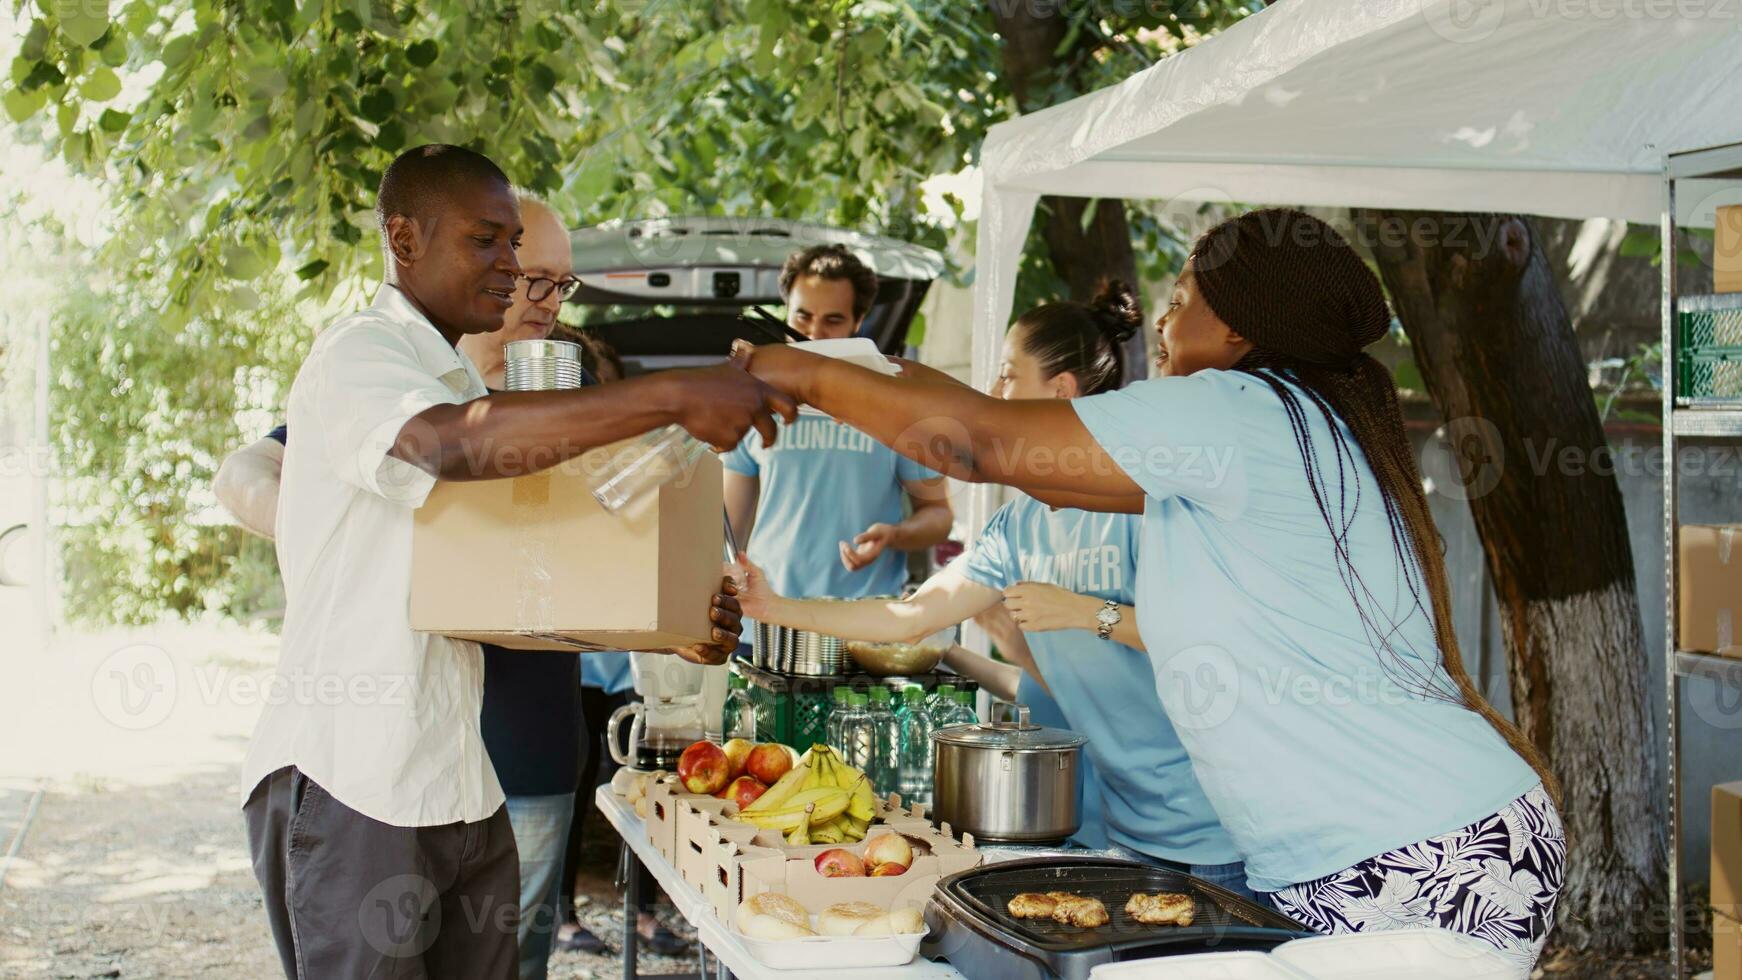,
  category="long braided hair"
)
[1189,209,1561,805]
